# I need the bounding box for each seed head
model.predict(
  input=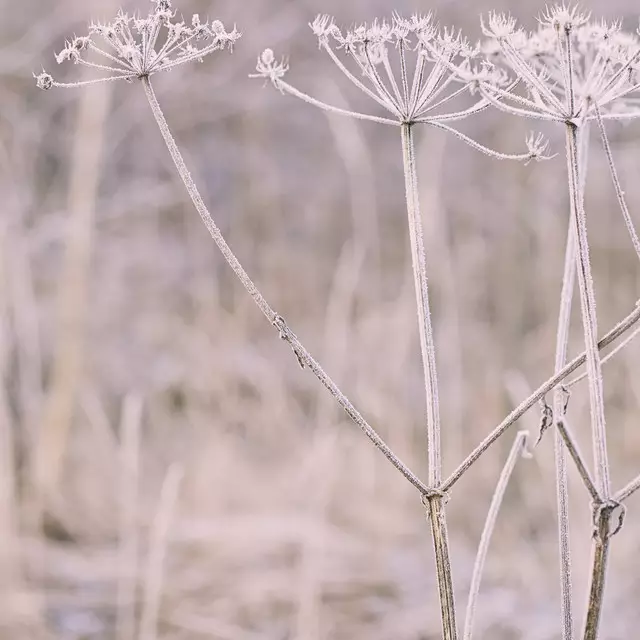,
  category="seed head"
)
[539,3,590,33]
[37,2,241,90]
[34,71,53,90]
